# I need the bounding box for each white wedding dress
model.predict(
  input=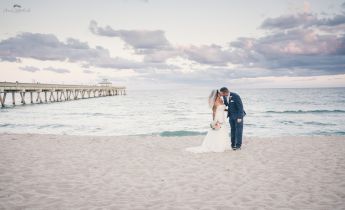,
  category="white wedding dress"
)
[186,105,231,153]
